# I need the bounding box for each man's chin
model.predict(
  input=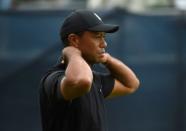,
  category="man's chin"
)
[96,59,105,64]
[88,57,105,64]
